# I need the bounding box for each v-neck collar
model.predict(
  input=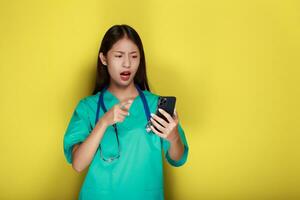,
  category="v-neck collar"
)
[104,89,142,114]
